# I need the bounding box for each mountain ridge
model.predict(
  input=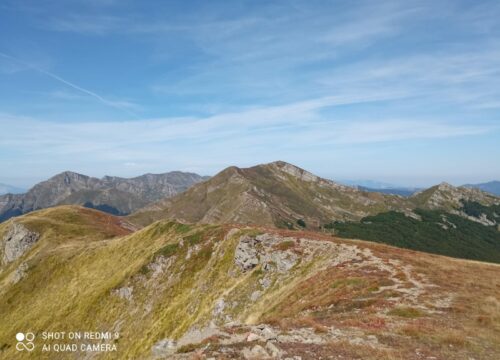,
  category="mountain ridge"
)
[131,161,499,228]
[463,180,500,196]
[0,183,25,195]
[0,170,208,222]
